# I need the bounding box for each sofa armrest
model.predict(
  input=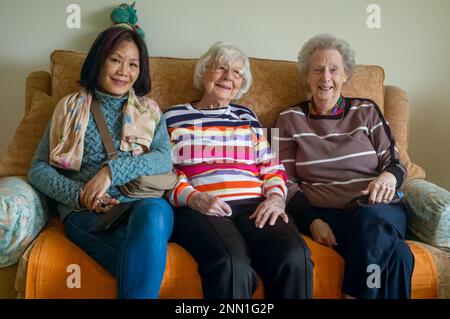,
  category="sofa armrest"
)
[384,85,426,180]
[0,176,48,267]
[384,85,409,151]
[404,179,450,253]
[0,263,18,299]
[25,71,51,114]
